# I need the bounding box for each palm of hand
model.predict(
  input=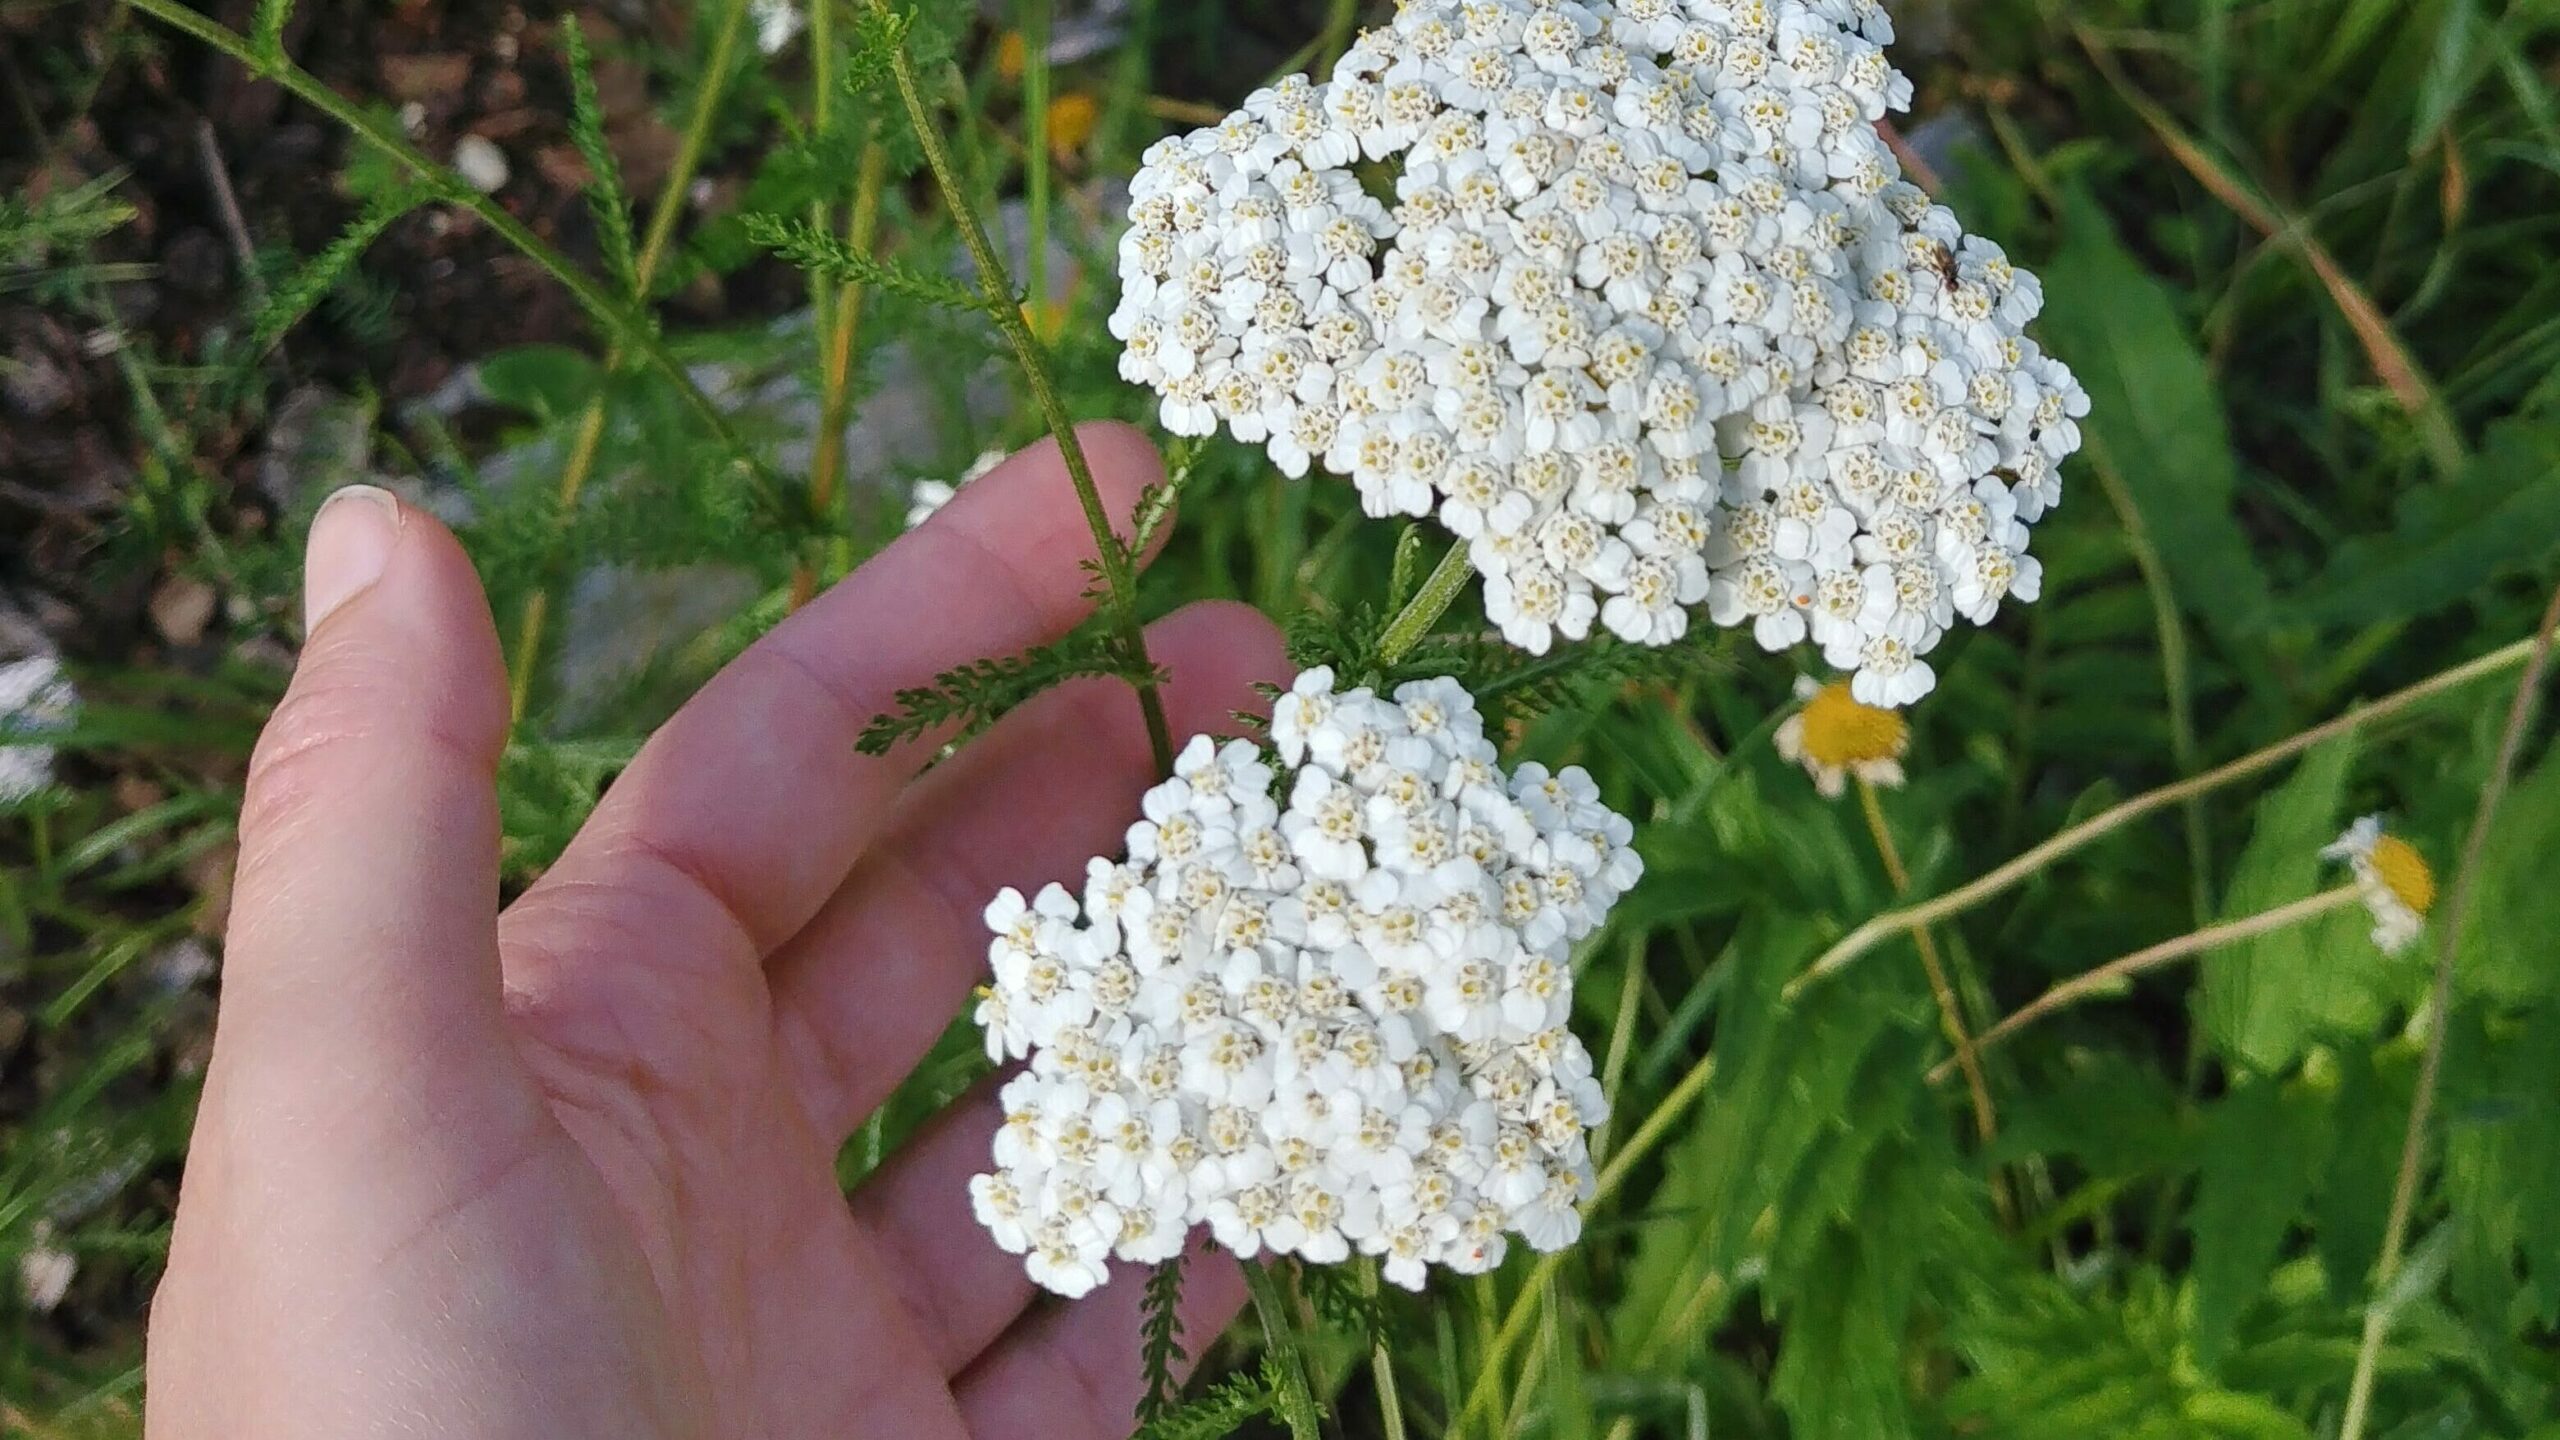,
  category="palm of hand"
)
[146,431,1264,1439]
